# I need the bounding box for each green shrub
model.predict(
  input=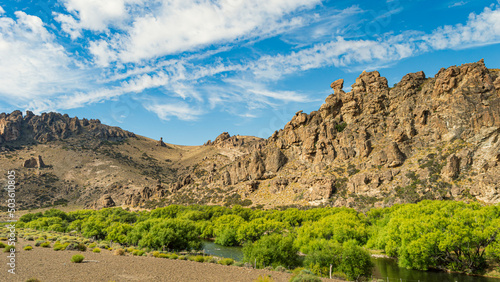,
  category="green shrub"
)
[71,254,85,263]
[234,261,245,267]
[132,250,145,256]
[254,275,274,282]
[92,247,101,253]
[158,253,169,258]
[88,243,97,248]
[53,243,69,251]
[193,255,205,262]
[179,255,187,260]
[203,256,213,262]
[153,251,160,258]
[25,278,41,282]
[243,233,300,269]
[0,242,6,248]
[169,254,178,260]
[335,122,347,132]
[64,242,87,252]
[25,236,34,241]
[290,269,321,282]
[24,245,33,251]
[40,242,51,248]
[218,258,234,265]
[34,240,44,247]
